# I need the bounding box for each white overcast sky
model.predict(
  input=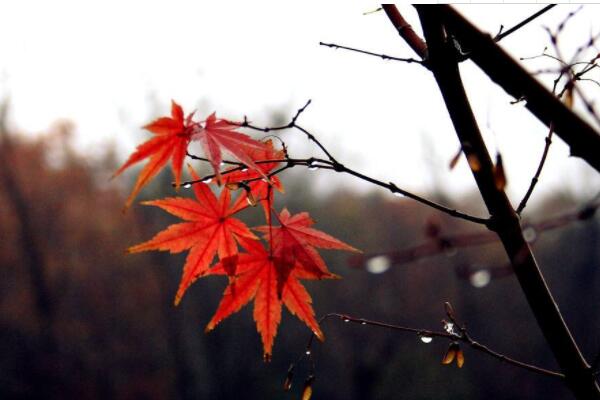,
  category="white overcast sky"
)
[1,2,599,209]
